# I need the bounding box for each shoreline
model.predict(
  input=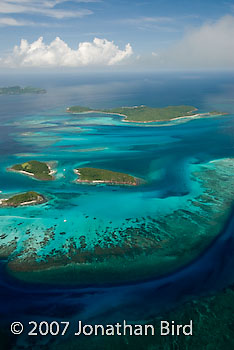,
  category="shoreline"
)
[0,194,47,208]
[74,169,141,186]
[7,162,56,181]
[67,107,227,124]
